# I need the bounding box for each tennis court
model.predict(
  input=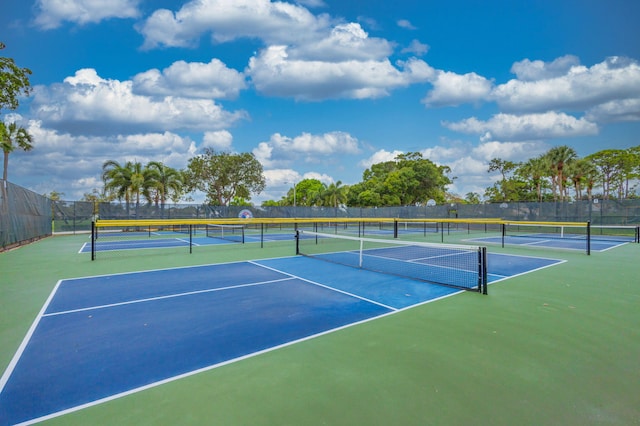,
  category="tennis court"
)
[1,225,639,425]
[1,244,561,425]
